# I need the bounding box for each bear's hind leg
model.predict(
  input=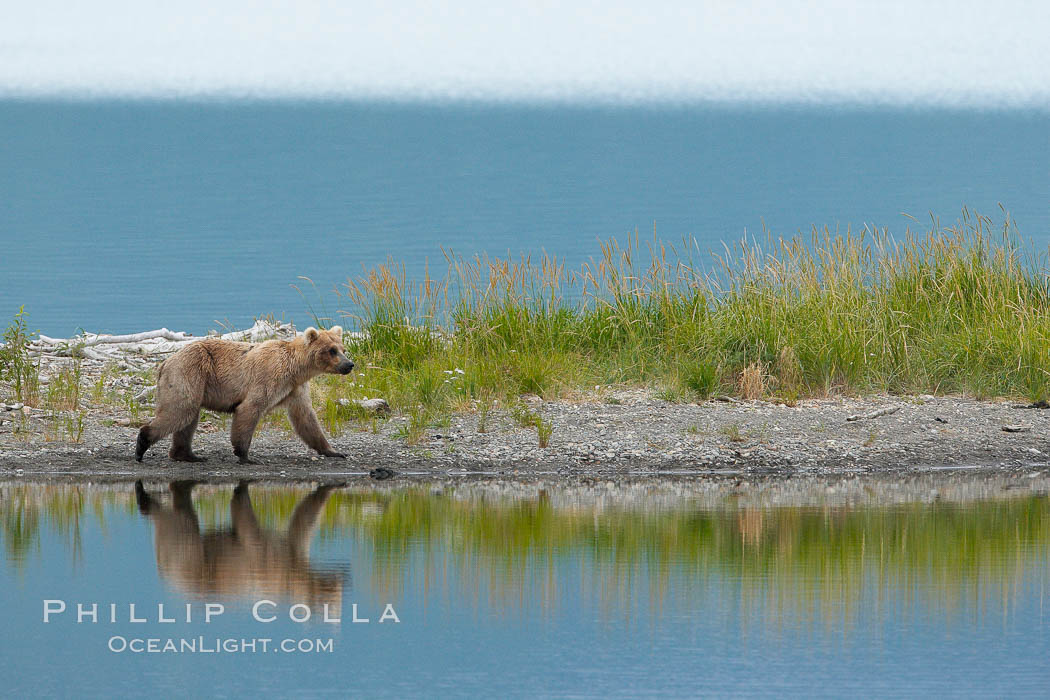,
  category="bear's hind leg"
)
[230,398,266,465]
[137,408,194,462]
[169,413,206,462]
